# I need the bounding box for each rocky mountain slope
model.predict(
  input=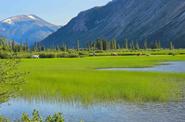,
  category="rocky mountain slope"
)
[42,0,185,48]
